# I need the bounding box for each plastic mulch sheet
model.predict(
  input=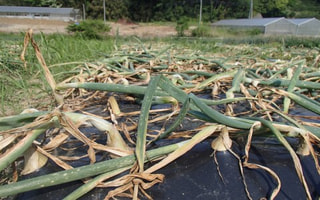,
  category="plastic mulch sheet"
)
[17,138,320,200]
